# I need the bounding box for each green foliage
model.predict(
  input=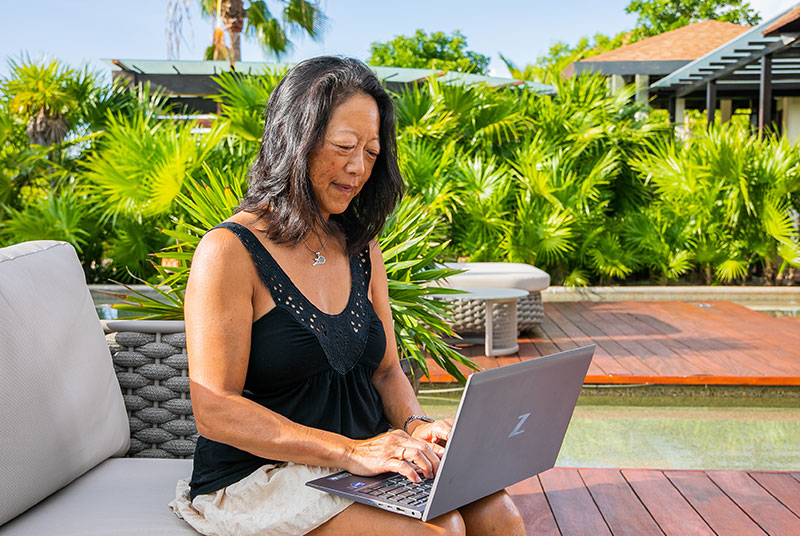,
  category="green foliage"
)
[380,197,478,382]
[368,30,490,74]
[83,111,227,218]
[0,183,97,252]
[502,31,631,83]
[627,124,800,284]
[626,0,761,39]
[208,67,286,141]
[112,164,248,319]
